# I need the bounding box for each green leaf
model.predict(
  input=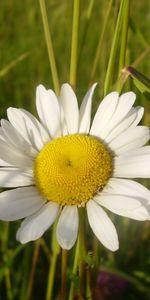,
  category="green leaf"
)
[127,66,150,97]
